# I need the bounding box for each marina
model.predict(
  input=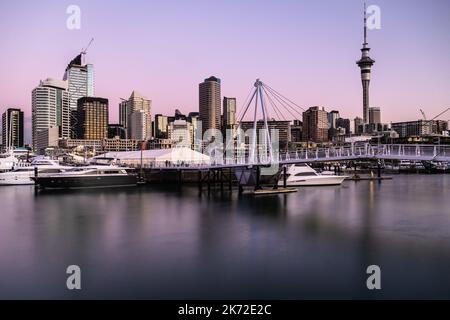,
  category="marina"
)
[2,144,450,192]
